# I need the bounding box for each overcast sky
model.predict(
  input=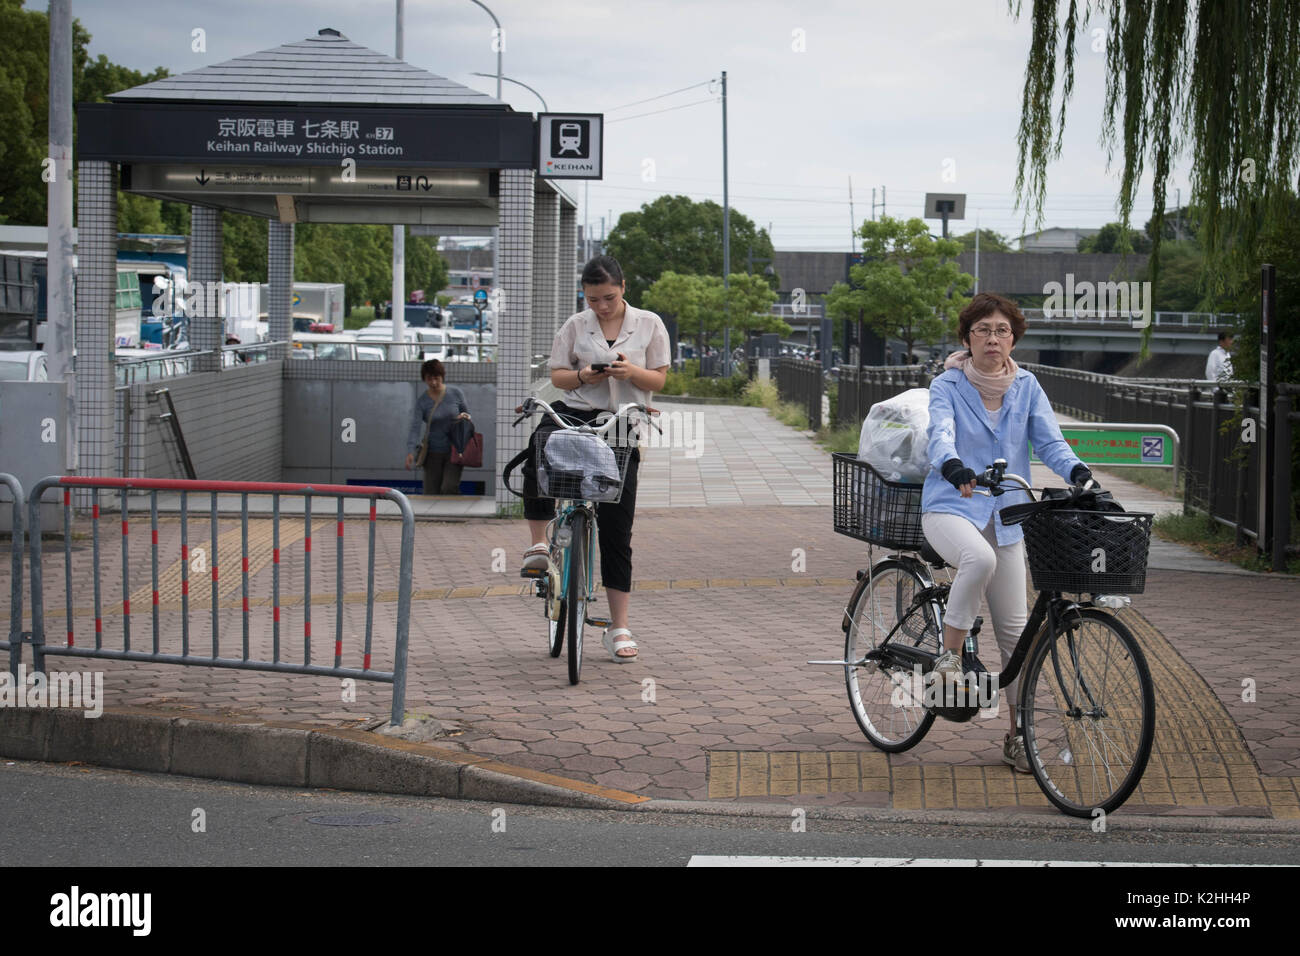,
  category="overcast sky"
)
[72,0,1193,250]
